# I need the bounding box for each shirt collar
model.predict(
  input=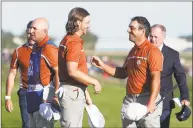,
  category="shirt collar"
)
[65,33,84,44]
[134,39,149,49]
[37,36,50,47]
[158,43,164,51]
[24,42,33,49]
[74,33,84,44]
